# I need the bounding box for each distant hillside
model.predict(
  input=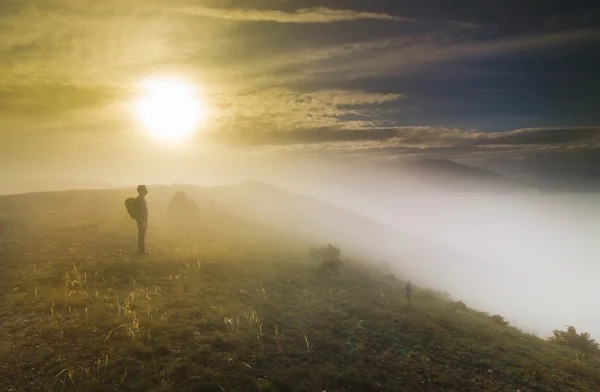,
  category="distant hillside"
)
[0,178,124,195]
[399,159,600,193]
[491,156,600,193]
[0,183,505,293]
[405,159,502,179]
[528,172,600,193]
[198,182,513,293]
[396,159,531,193]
